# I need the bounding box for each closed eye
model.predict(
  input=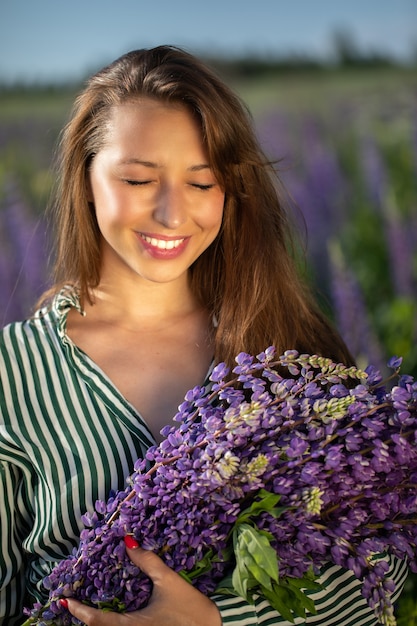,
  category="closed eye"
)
[124,179,152,186]
[191,183,215,191]
[124,180,215,190]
